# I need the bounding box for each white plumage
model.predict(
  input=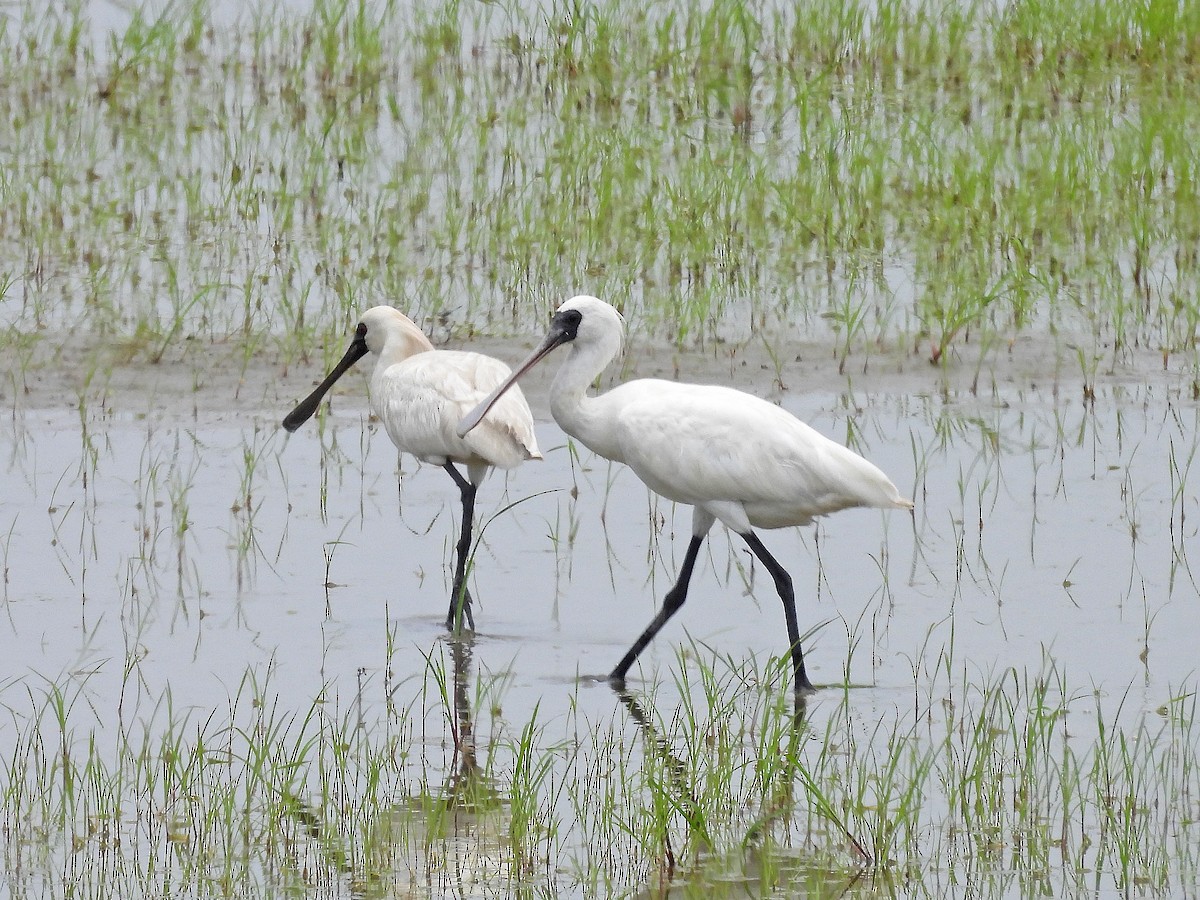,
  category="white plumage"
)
[586,380,908,530]
[284,306,541,630]
[459,295,911,692]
